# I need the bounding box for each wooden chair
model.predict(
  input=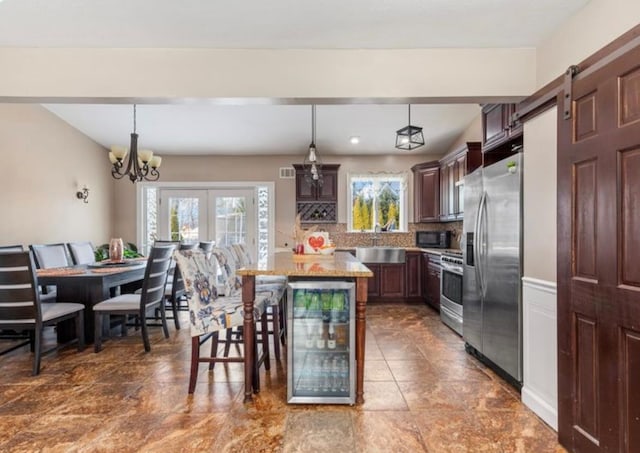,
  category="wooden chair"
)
[173,249,270,394]
[93,246,173,353]
[67,241,96,265]
[0,245,24,253]
[162,242,197,329]
[29,243,72,302]
[0,251,84,374]
[198,241,215,259]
